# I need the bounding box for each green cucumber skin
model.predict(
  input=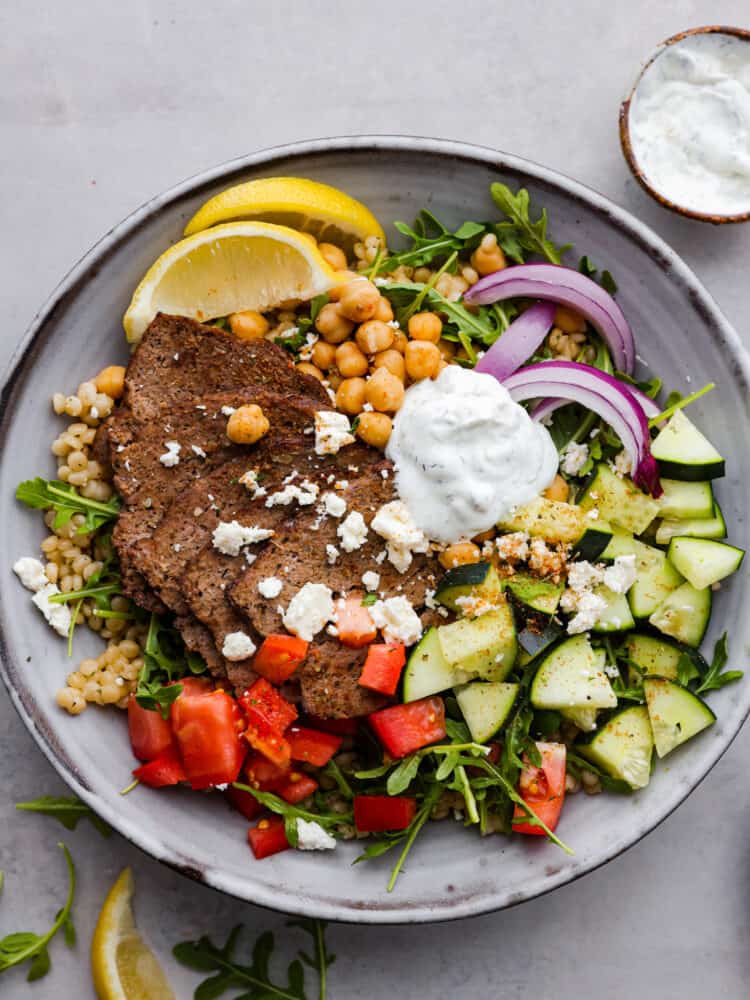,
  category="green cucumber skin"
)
[573,526,613,561]
[656,457,725,482]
